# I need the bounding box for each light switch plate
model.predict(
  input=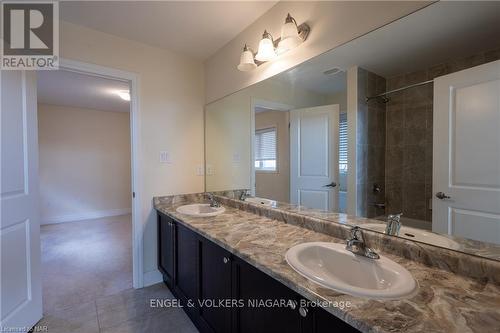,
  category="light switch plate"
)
[159,151,170,164]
